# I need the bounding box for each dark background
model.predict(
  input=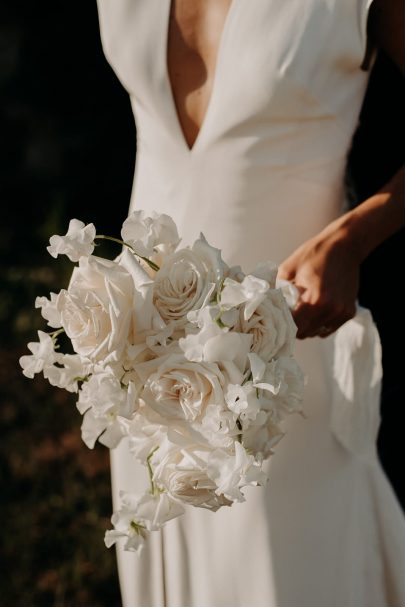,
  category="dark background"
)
[1,2,404,605]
